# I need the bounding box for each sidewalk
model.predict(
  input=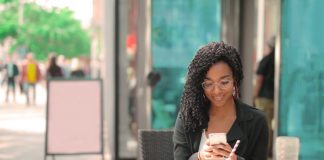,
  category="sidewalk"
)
[0,84,110,160]
[0,104,45,160]
[0,82,46,160]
